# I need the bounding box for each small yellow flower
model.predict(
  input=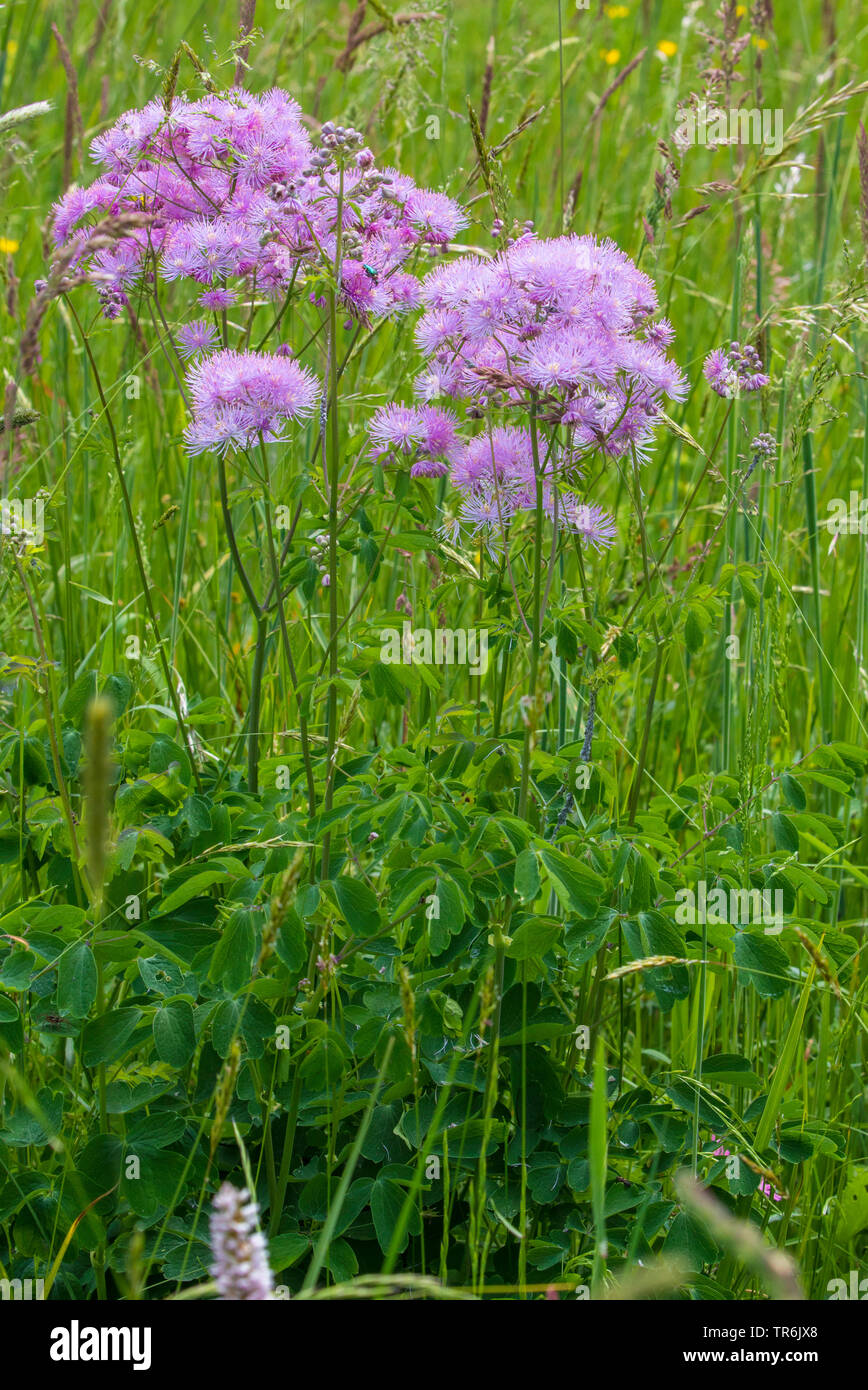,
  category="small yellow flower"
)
[0,237,19,255]
[6,40,17,57]
[656,39,678,57]
[752,35,768,49]
[736,4,746,15]
[605,4,630,16]
[601,48,621,65]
